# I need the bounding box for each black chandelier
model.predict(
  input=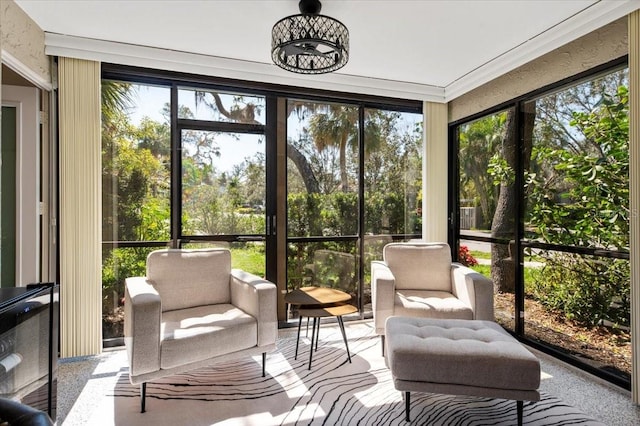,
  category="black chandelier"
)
[271,0,349,74]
